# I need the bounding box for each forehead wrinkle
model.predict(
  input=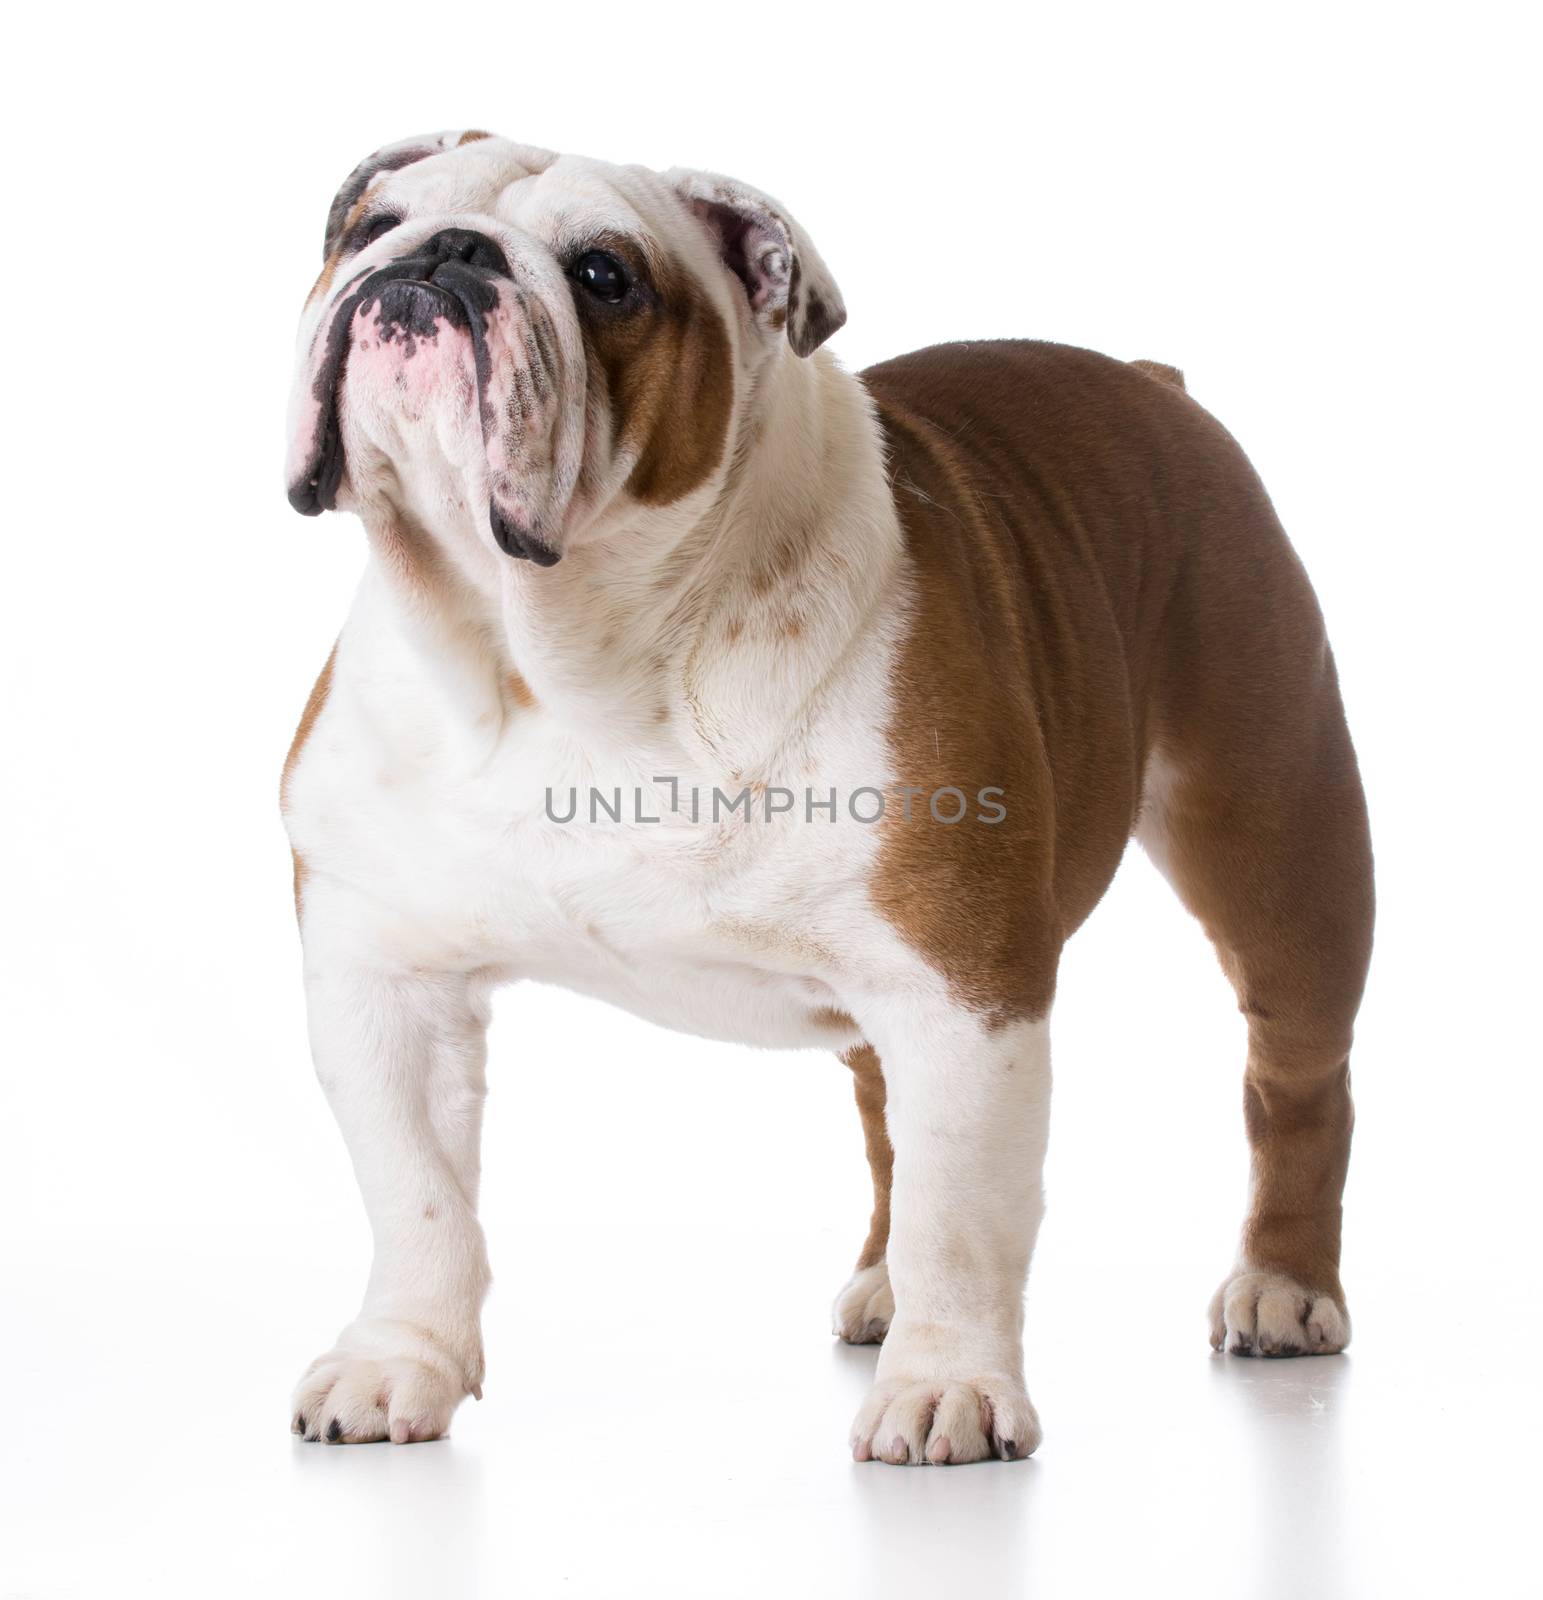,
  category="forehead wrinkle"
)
[380,140,553,216]
[503,182,648,261]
